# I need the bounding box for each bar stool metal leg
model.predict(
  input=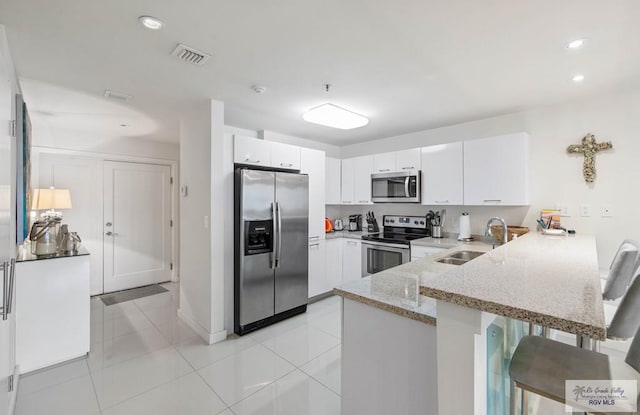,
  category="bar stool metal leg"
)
[521,387,529,415]
[510,380,518,415]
